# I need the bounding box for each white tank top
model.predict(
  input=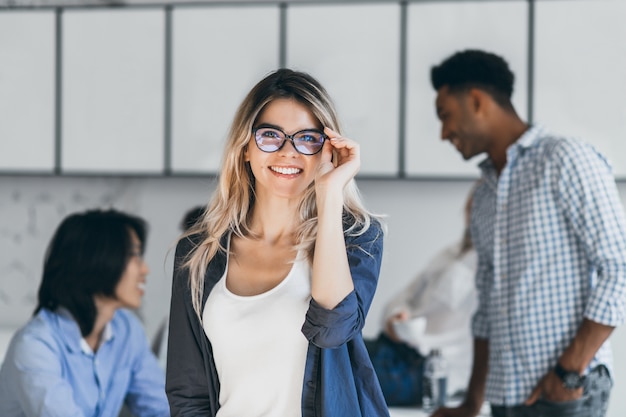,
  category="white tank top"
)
[203,251,311,417]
